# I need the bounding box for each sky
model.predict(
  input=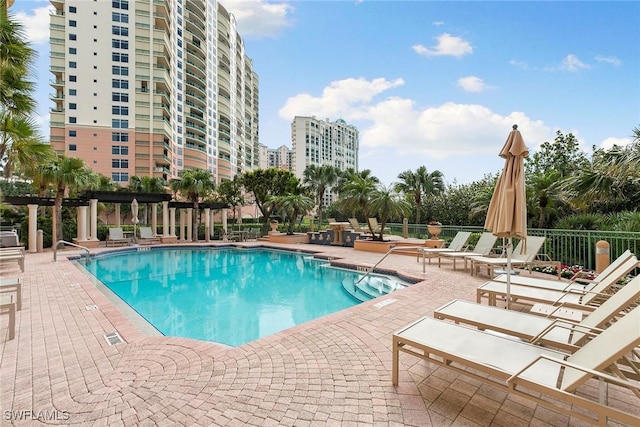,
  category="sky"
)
[11,0,640,187]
